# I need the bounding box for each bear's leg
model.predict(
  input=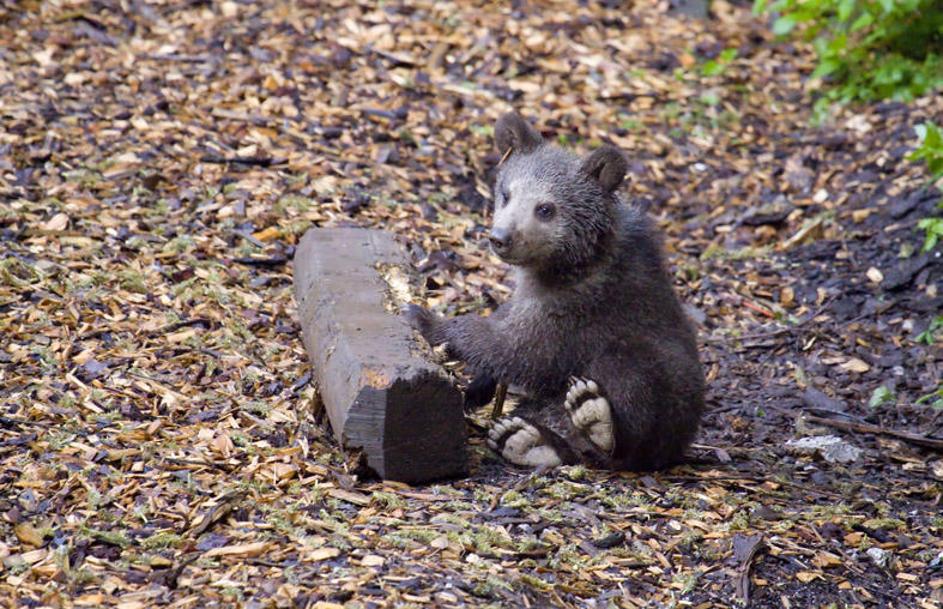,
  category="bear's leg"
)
[579,347,703,470]
[564,377,615,455]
